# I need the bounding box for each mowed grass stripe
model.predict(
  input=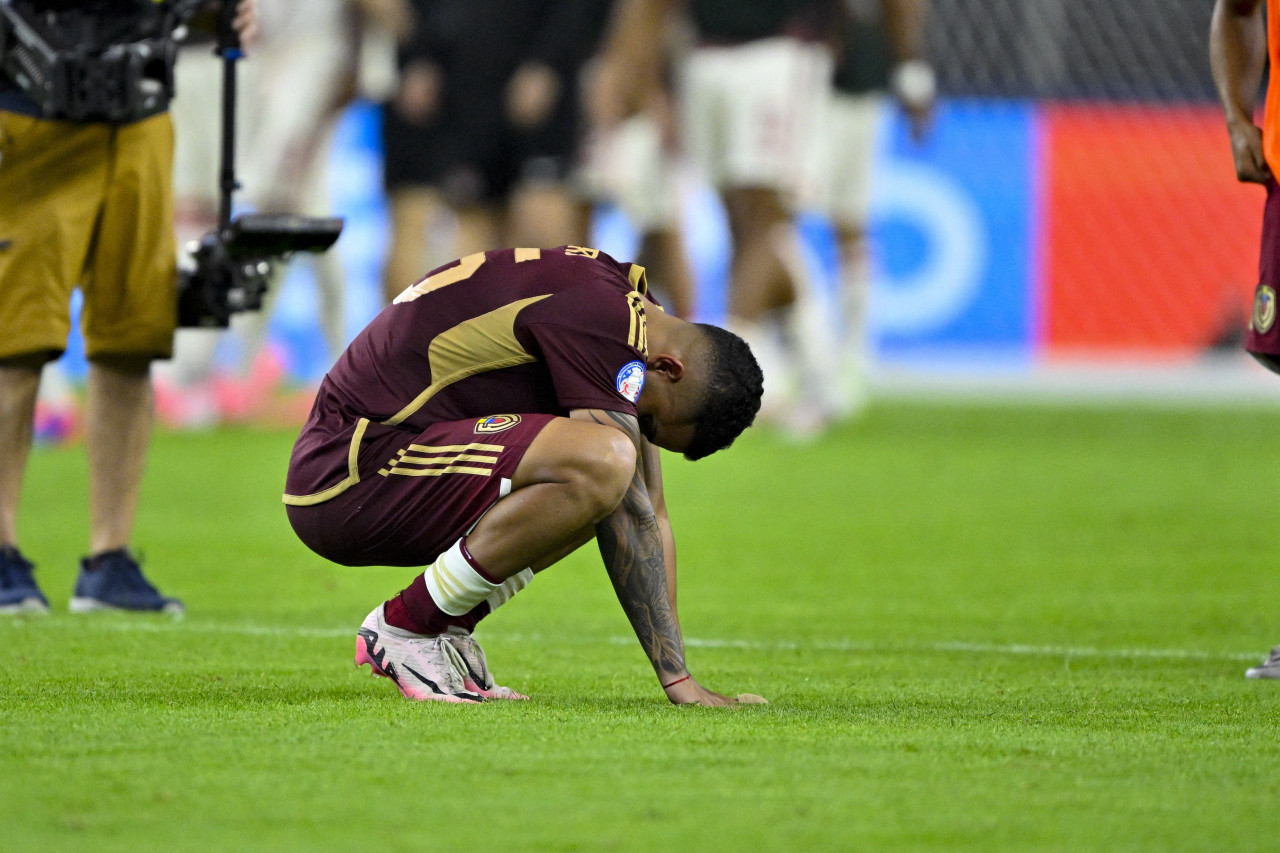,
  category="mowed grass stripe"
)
[9,614,1263,661]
